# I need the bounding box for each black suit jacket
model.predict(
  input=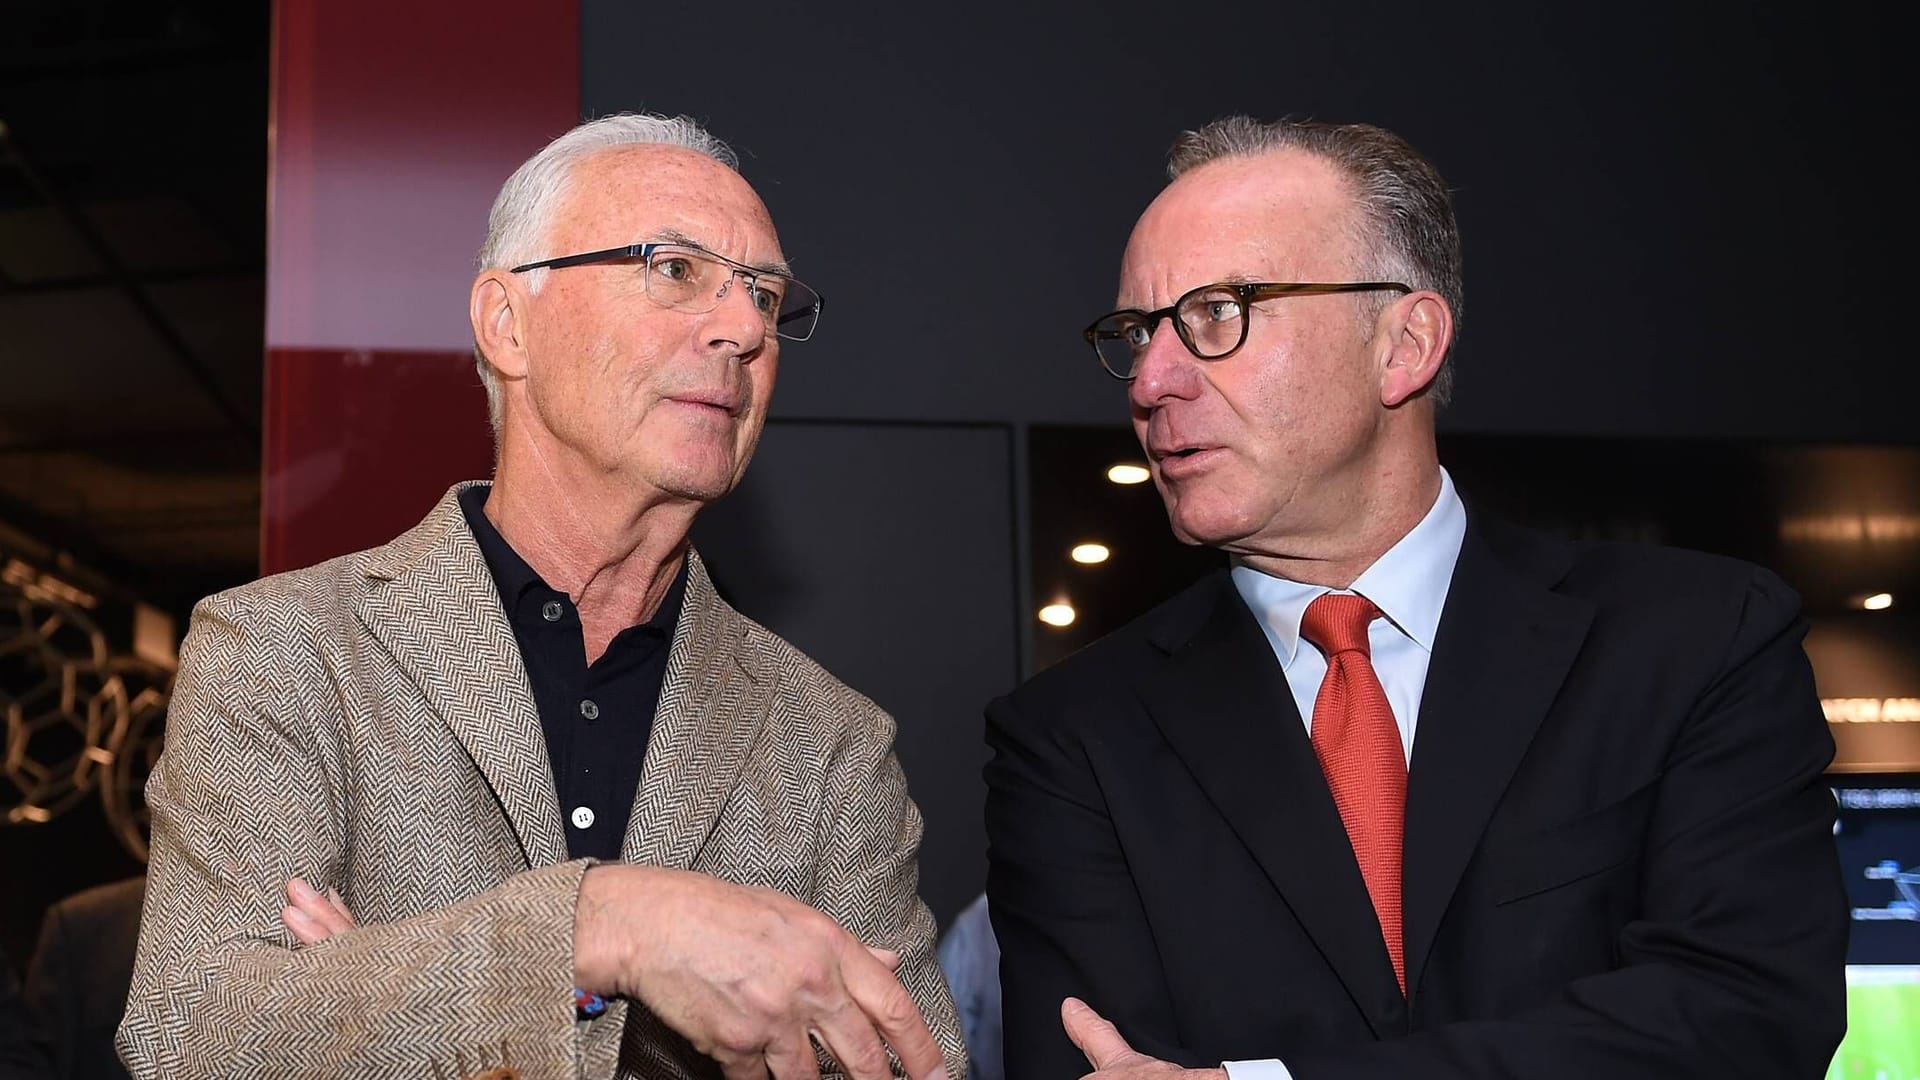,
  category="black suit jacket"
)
[985,511,1847,1079]
[23,878,144,1080]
